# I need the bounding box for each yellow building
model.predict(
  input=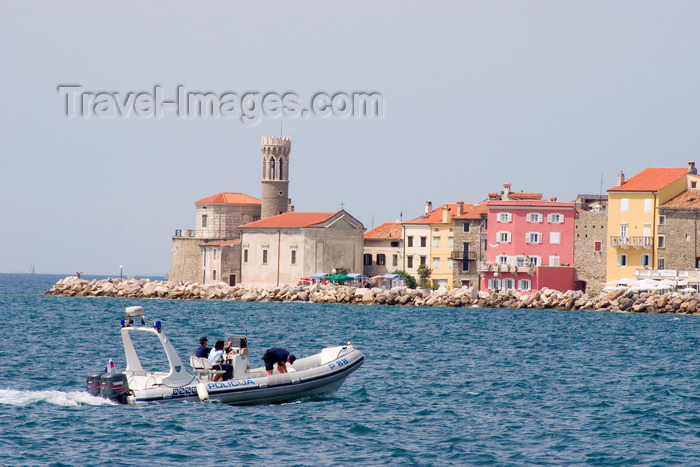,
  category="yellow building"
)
[606,165,692,283]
